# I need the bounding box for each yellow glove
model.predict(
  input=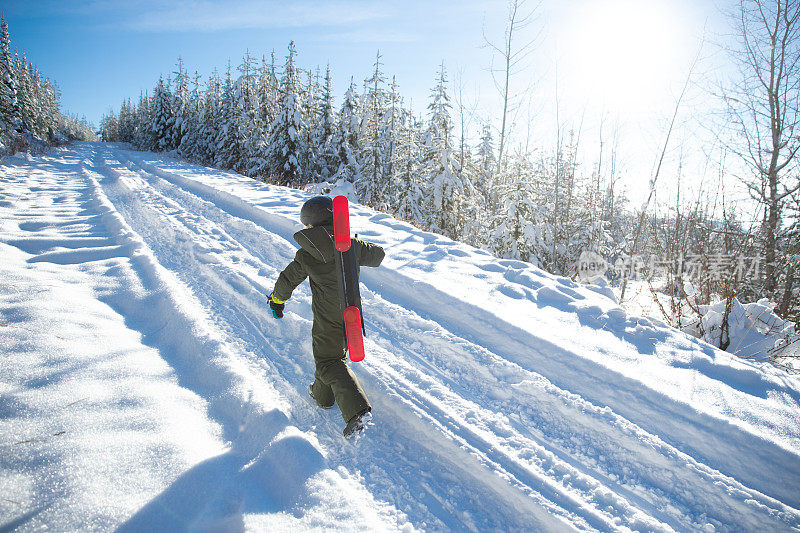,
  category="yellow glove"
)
[269,293,286,318]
